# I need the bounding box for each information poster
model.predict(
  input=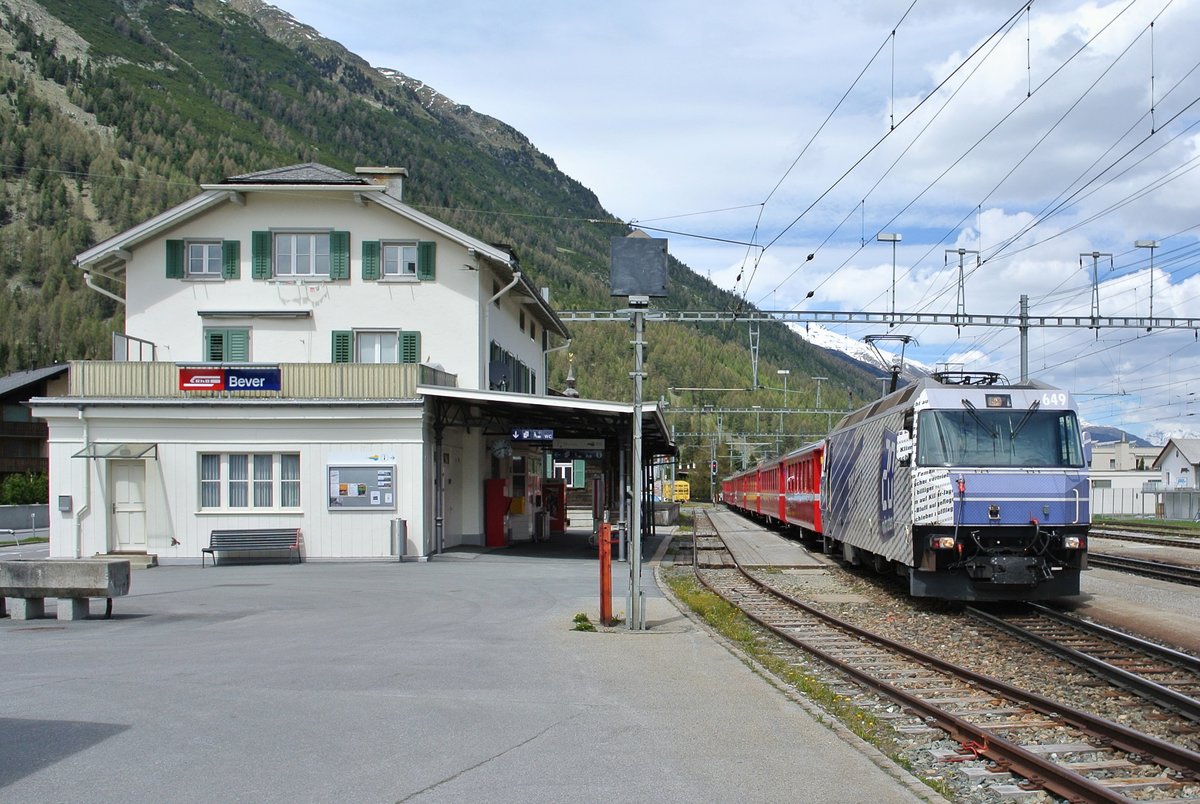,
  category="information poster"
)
[327,465,396,510]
